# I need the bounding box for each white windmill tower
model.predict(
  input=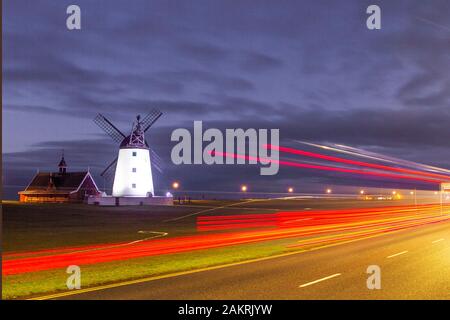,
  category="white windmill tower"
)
[94,110,162,197]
